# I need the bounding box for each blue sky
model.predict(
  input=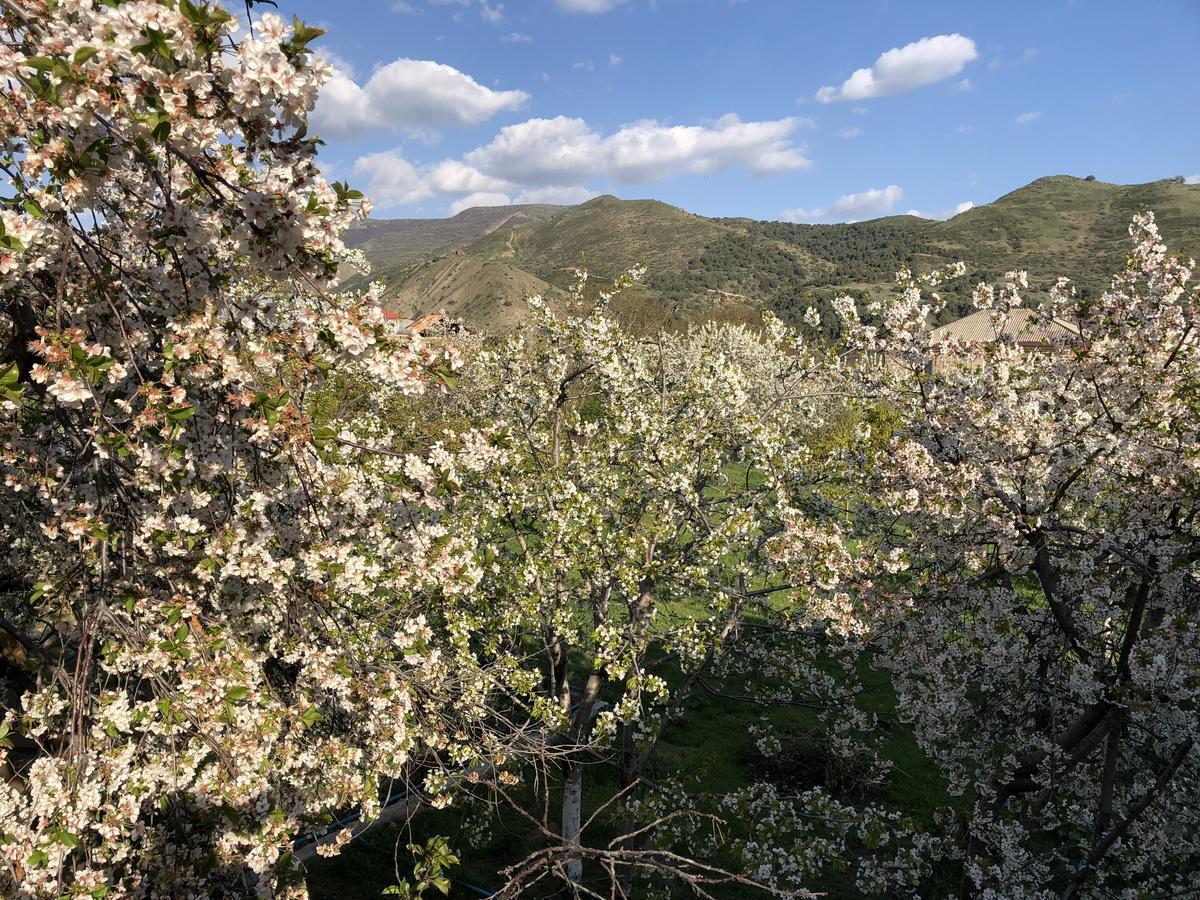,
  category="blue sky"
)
[289,0,1200,221]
